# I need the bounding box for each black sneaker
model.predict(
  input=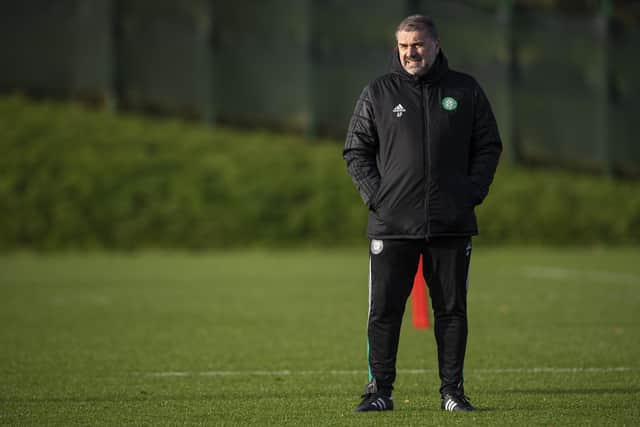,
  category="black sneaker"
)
[441,393,476,412]
[353,379,393,412]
